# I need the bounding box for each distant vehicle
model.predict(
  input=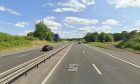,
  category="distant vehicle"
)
[78,42,81,44]
[42,45,53,51]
